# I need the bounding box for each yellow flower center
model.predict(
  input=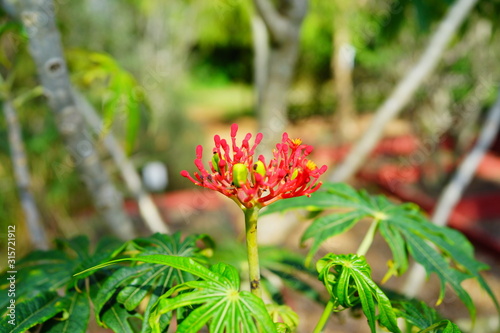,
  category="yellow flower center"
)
[291,138,302,146]
[306,160,317,170]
